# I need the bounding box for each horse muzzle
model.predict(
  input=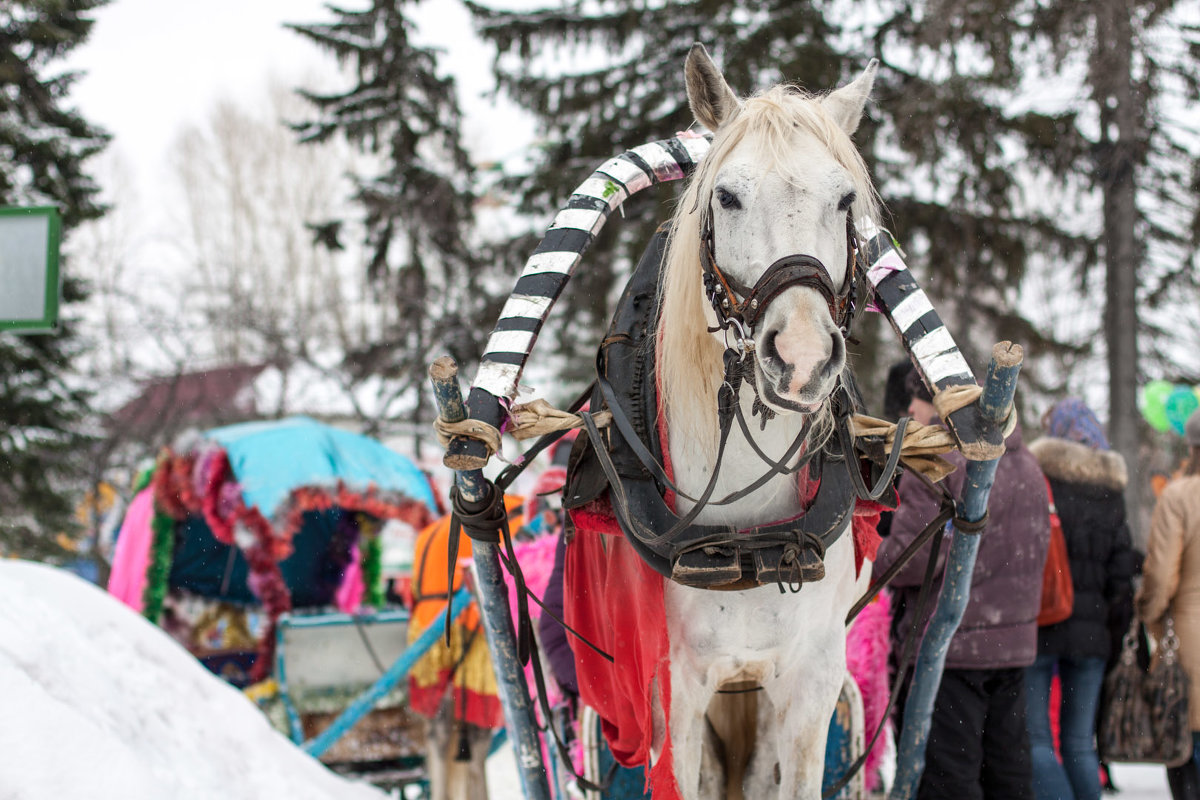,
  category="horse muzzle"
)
[756,315,845,413]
